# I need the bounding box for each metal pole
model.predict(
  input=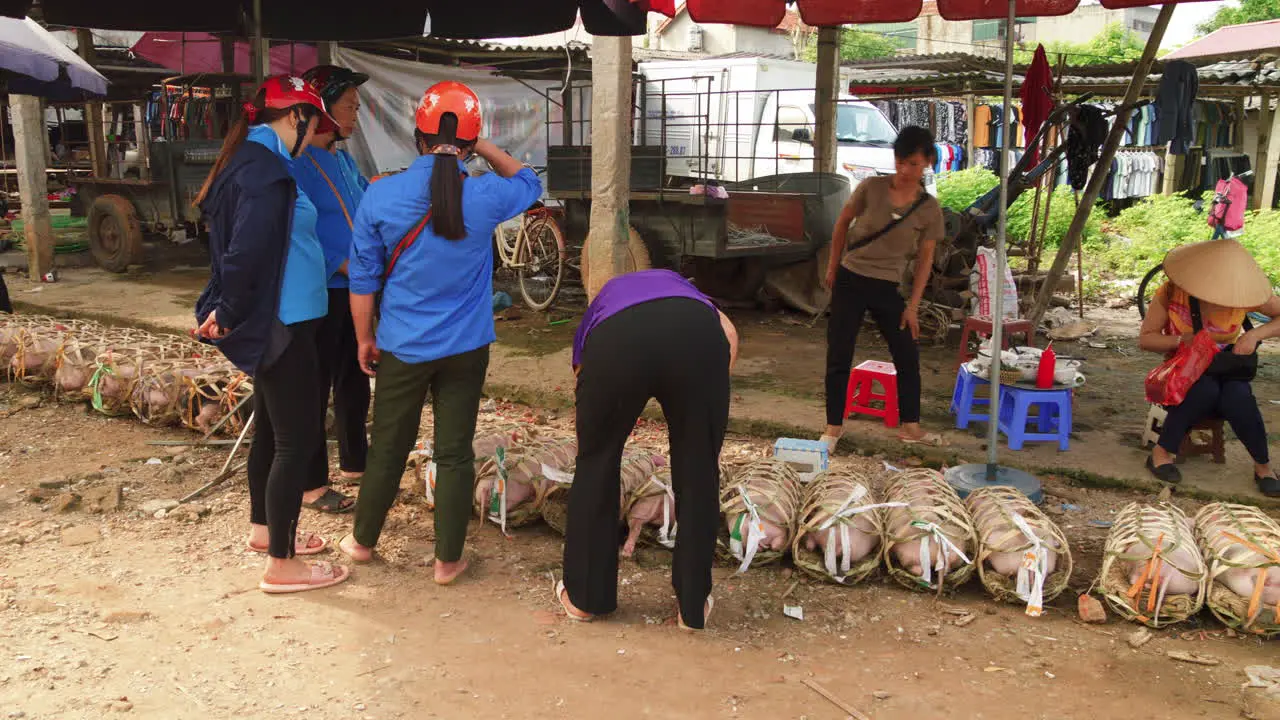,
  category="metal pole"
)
[985,0,1017,479]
